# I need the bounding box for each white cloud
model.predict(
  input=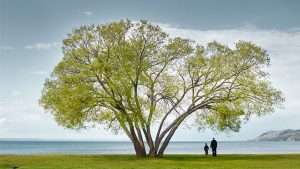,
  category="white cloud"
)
[12,101,24,104]
[81,11,92,16]
[20,69,49,75]
[25,42,58,50]
[158,24,300,84]
[0,117,6,125]
[11,91,21,97]
[31,71,49,75]
[1,46,14,50]
[30,71,49,75]
[0,101,124,140]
